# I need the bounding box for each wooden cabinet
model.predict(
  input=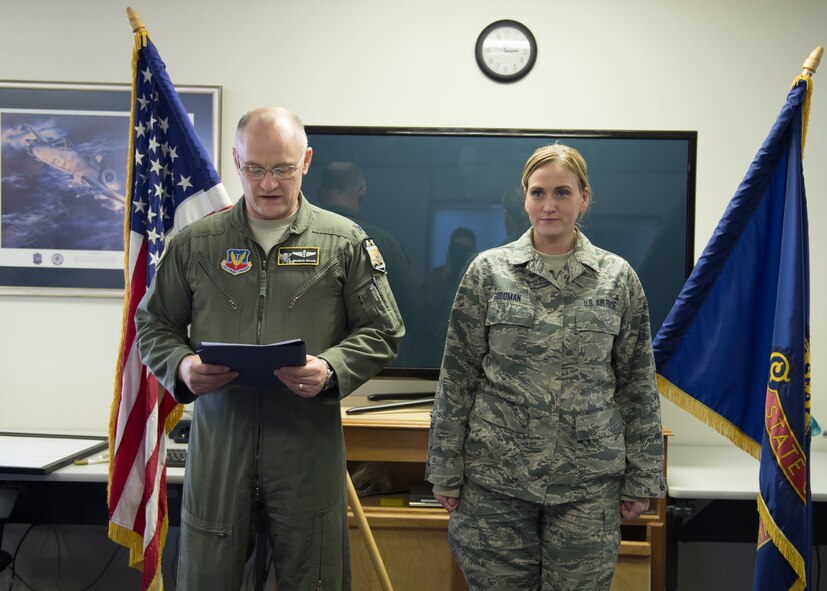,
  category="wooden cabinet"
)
[342,399,670,591]
[348,505,462,591]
